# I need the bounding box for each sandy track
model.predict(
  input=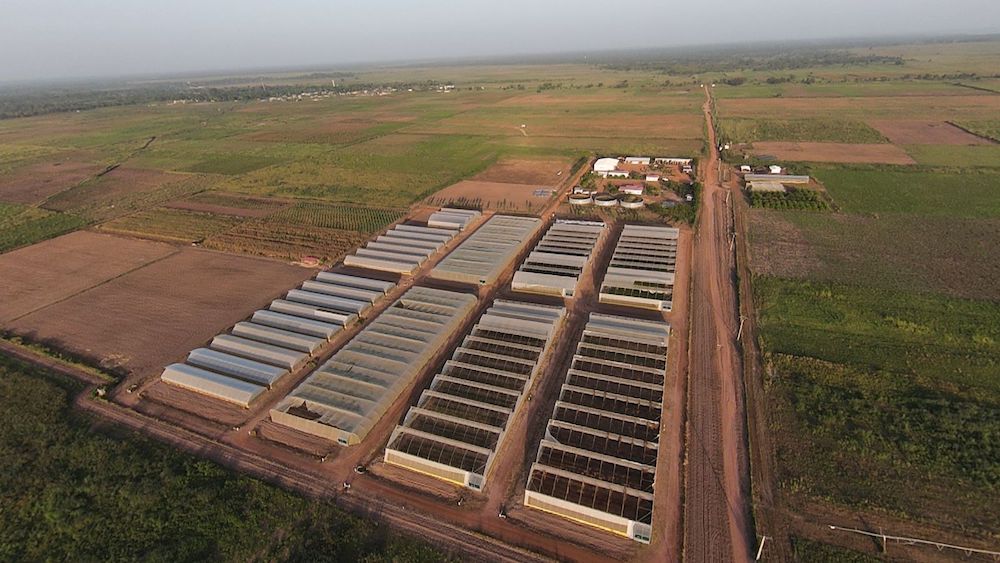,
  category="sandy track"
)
[682,87,753,563]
